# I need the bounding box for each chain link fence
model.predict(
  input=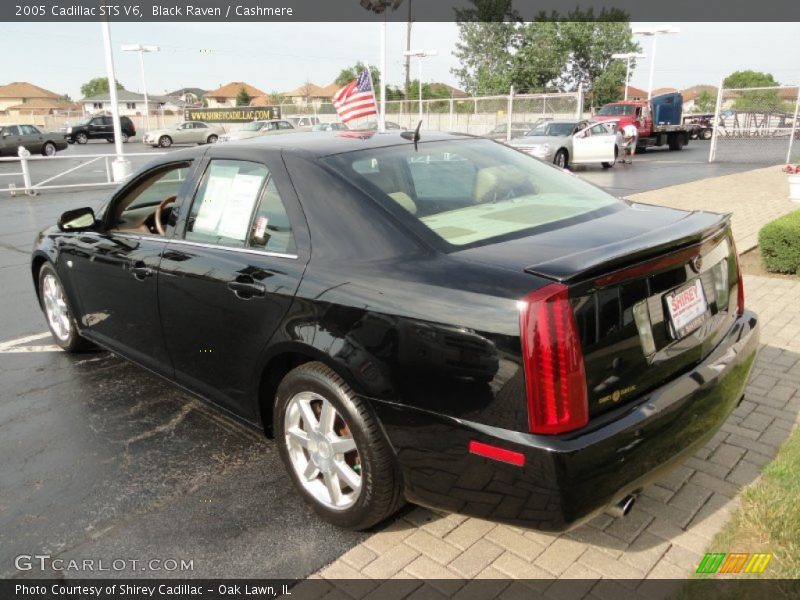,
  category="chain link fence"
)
[710,85,800,164]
